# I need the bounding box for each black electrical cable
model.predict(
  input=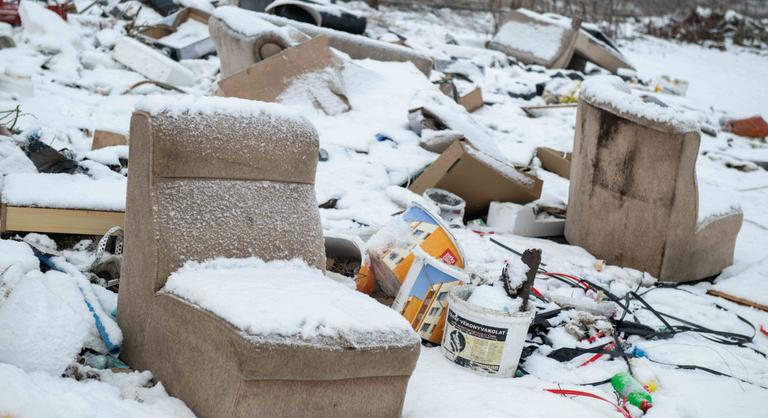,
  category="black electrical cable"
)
[646,358,768,391]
